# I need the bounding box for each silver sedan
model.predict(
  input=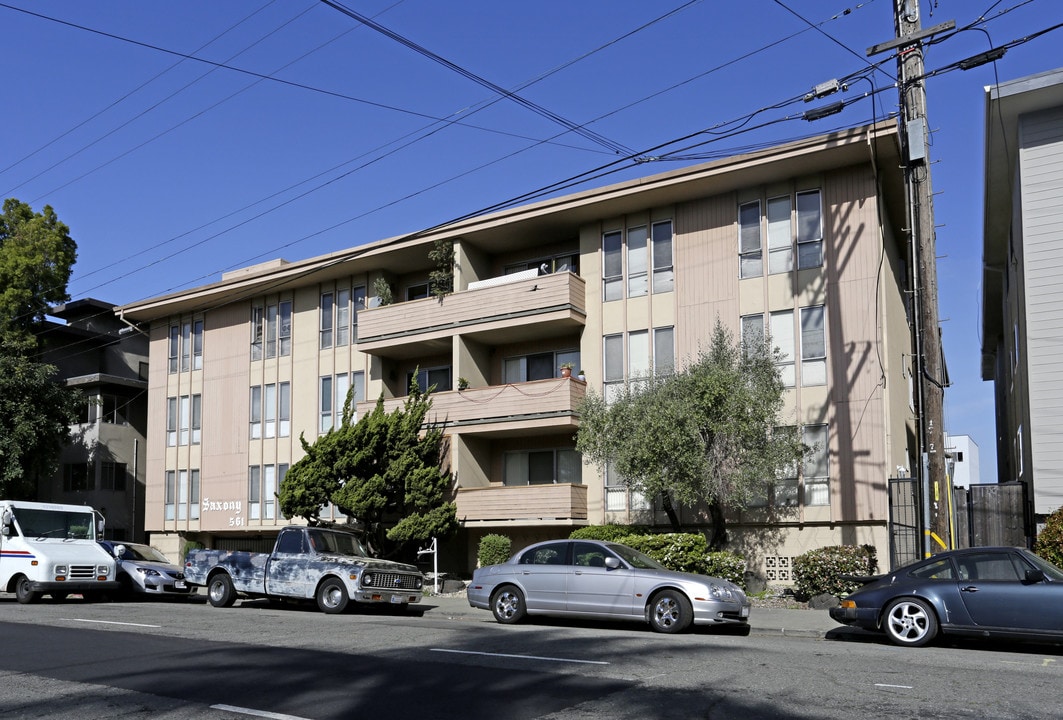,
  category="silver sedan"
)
[467,538,750,633]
